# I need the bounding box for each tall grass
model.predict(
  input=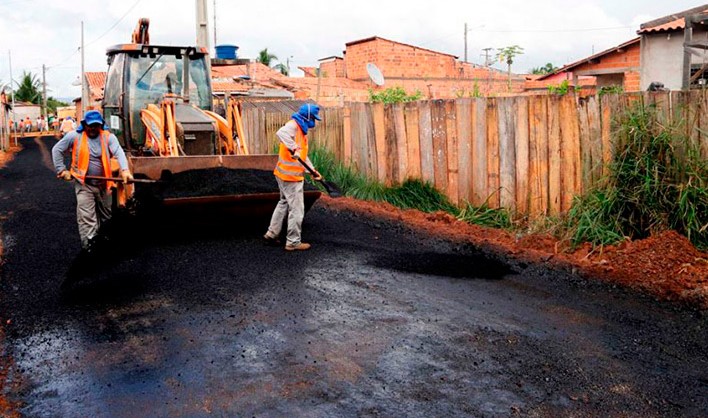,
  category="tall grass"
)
[308,146,511,229]
[565,102,708,249]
